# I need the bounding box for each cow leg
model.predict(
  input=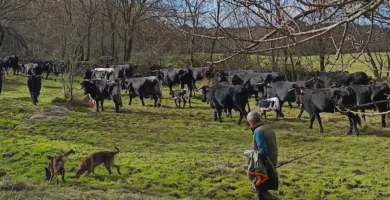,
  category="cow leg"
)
[279,101,285,118]
[247,101,251,112]
[309,114,315,129]
[182,97,186,108]
[61,170,66,183]
[101,100,104,111]
[174,99,178,108]
[288,101,293,108]
[228,109,232,119]
[381,113,387,128]
[45,71,49,79]
[352,114,360,135]
[275,110,279,120]
[346,113,354,135]
[169,84,173,96]
[178,99,181,108]
[214,110,218,121]
[188,98,191,108]
[217,108,223,123]
[140,96,145,106]
[361,108,366,122]
[315,113,324,133]
[96,100,100,112]
[115,102,119,113]
[297,105,305,119]
[263,111,267,119]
